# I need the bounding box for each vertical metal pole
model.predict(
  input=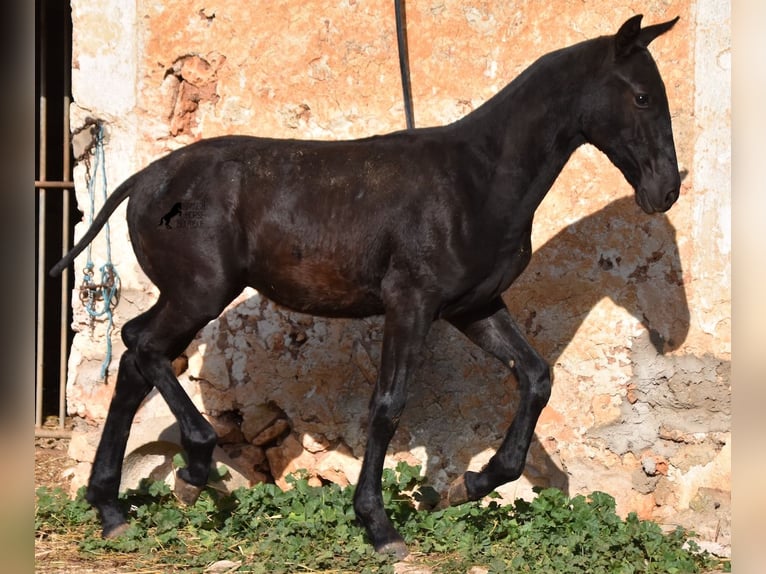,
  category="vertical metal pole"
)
[35,0,48,429]
[59,12,72,431]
